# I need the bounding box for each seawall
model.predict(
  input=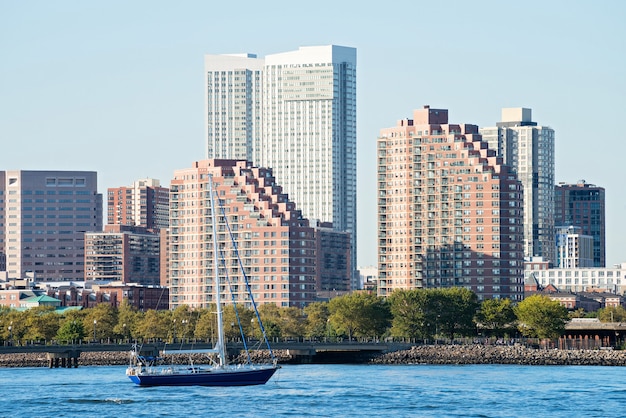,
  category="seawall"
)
[370,344,626,366]
[2,345,626,367]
